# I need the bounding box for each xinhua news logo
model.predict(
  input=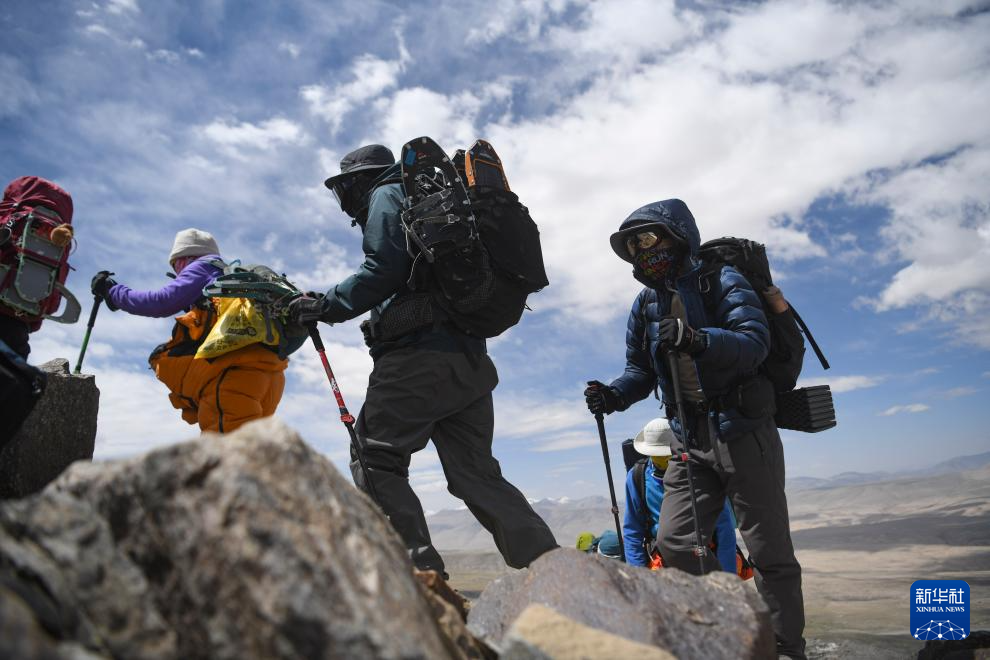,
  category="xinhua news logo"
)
[910,580,969,641]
